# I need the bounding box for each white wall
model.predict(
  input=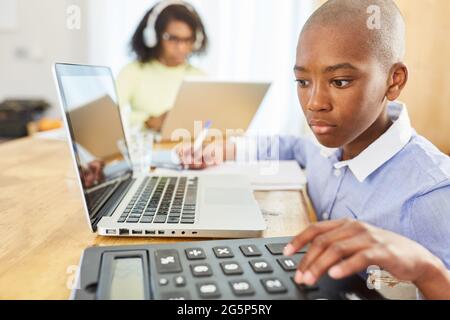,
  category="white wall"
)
[0,0,89,117]
[0,0,315,134]
[86,0,315,135]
